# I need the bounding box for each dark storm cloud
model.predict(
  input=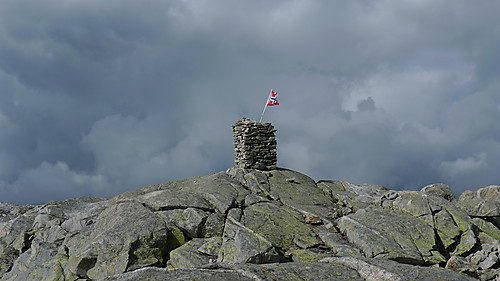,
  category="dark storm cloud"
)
[1,0,500,203]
